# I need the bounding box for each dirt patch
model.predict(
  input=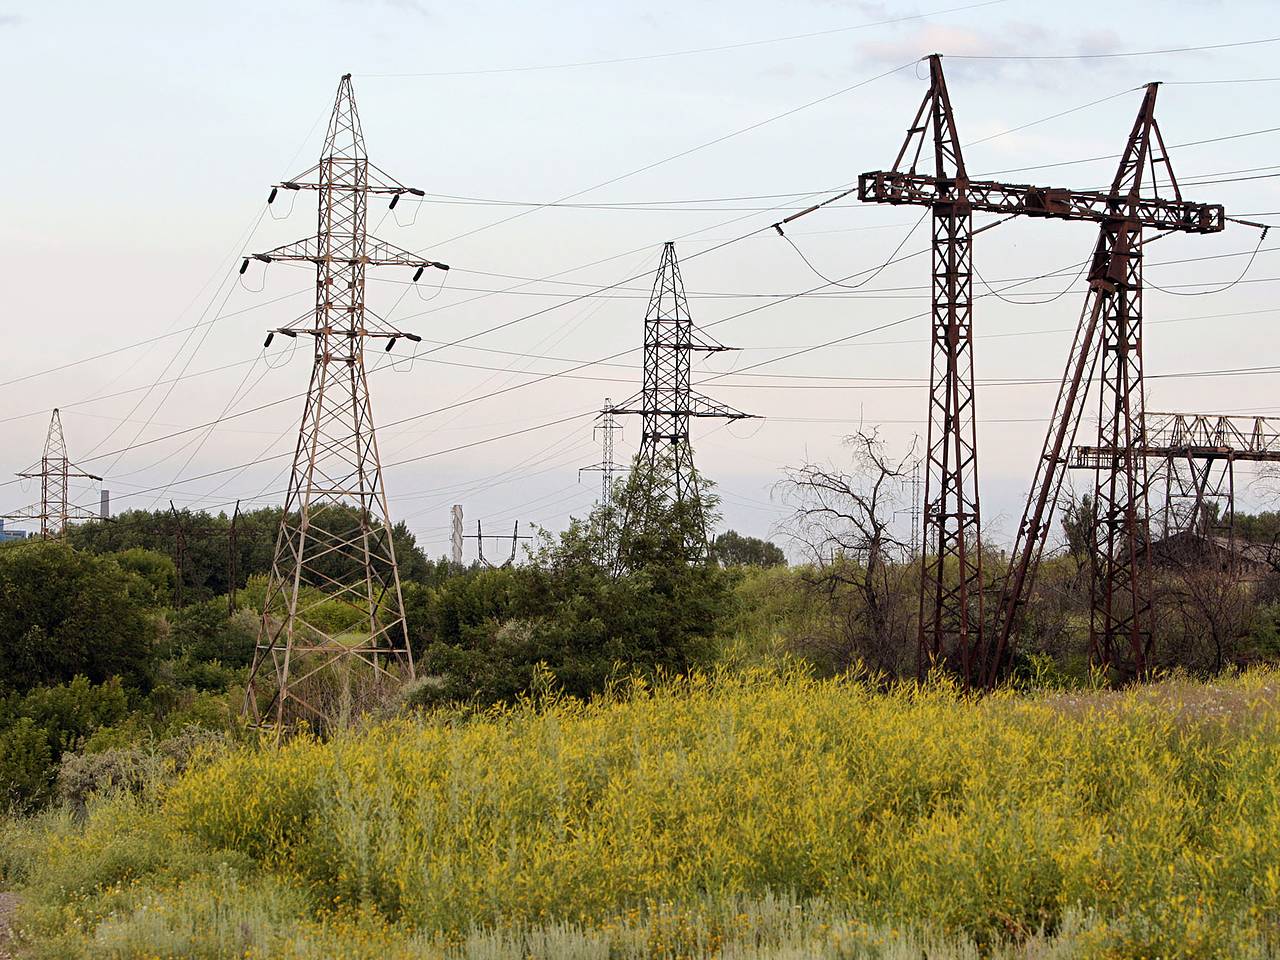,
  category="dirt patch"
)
[0,892,17,960]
